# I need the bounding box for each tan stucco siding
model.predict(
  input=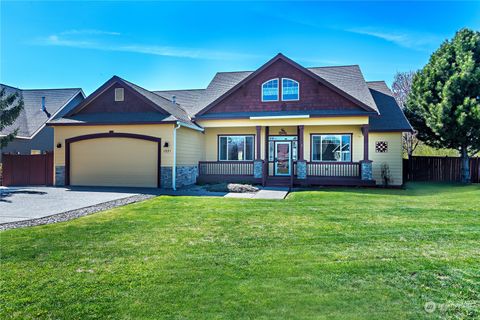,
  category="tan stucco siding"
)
[369,132,403,185]
[70,137,158,187]
[176,126,205,165]
[303,125,364,162]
